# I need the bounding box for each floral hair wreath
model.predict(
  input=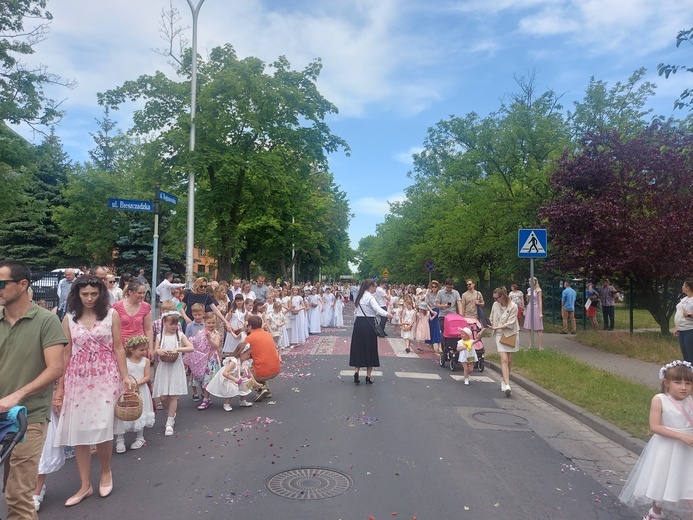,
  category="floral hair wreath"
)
[659,360,693,380]
[125,335,149,350]
[160,310,181,320]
